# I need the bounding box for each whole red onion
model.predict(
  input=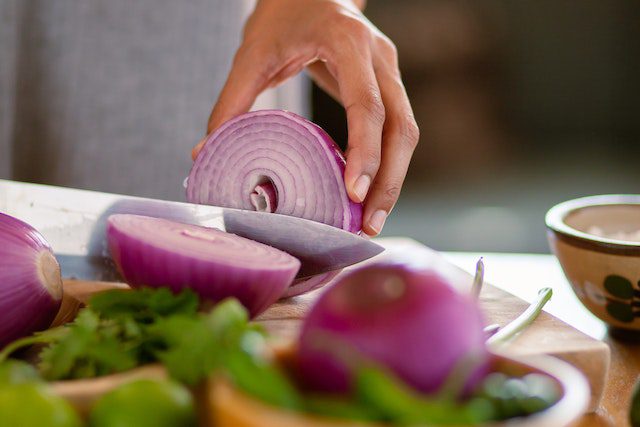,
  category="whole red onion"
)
[297,262,488,394]
[0,213,63,347]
